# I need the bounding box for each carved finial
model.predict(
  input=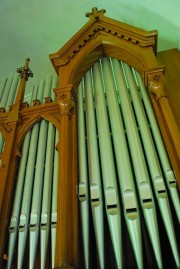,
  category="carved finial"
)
[17,58,33,81]
[86,7,106,20]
